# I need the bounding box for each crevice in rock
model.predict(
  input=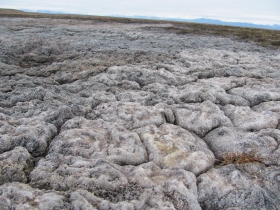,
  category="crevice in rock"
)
[136,133,151,165]
[225,84,247,93]
[92,183,143,203]
[270,141,280,154]
[55,78,79,85]
[24,158,36,184]
[250,99,280,108]
[200,124,221,139]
